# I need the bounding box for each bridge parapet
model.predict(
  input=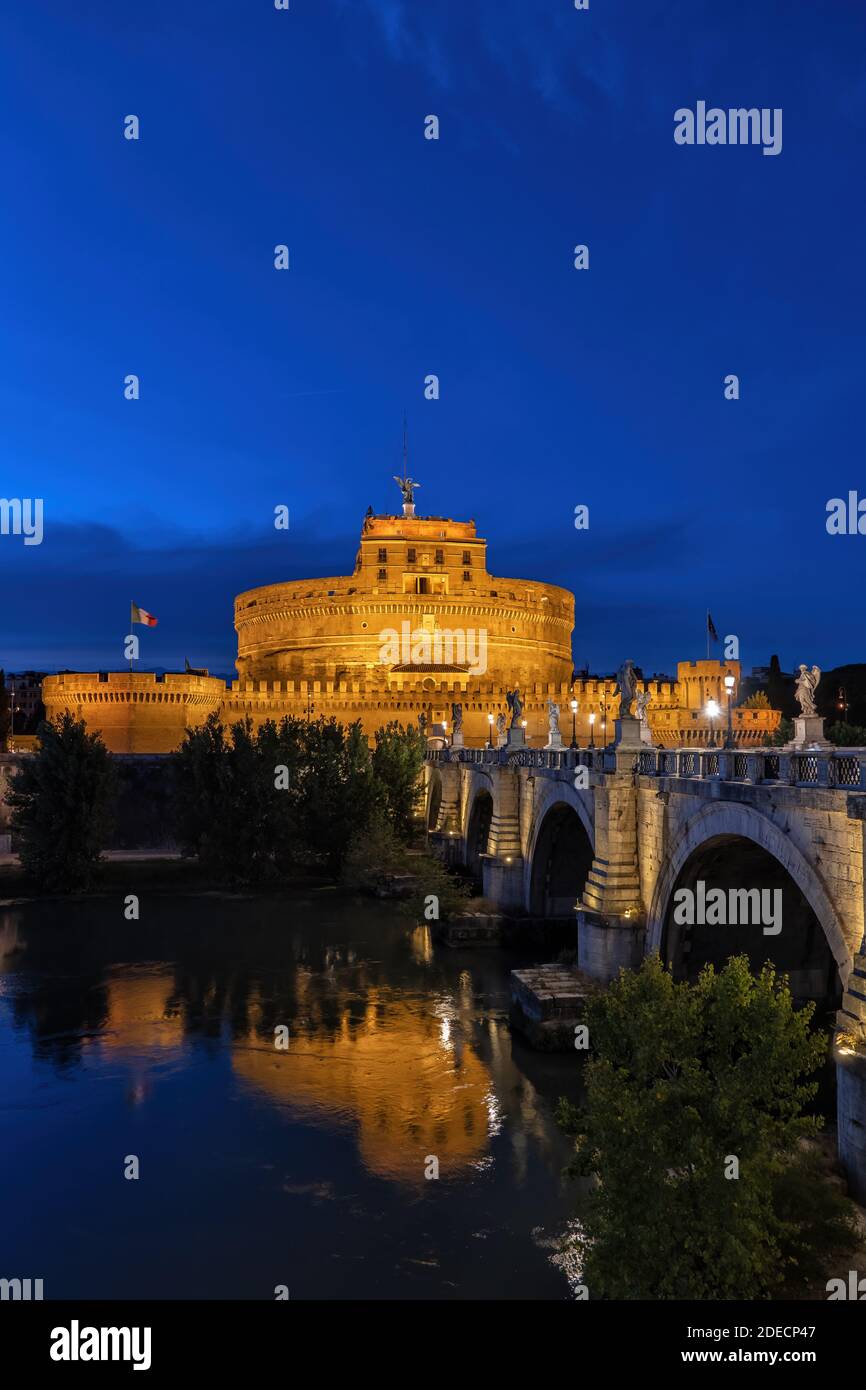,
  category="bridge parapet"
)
[427,745,866,790]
